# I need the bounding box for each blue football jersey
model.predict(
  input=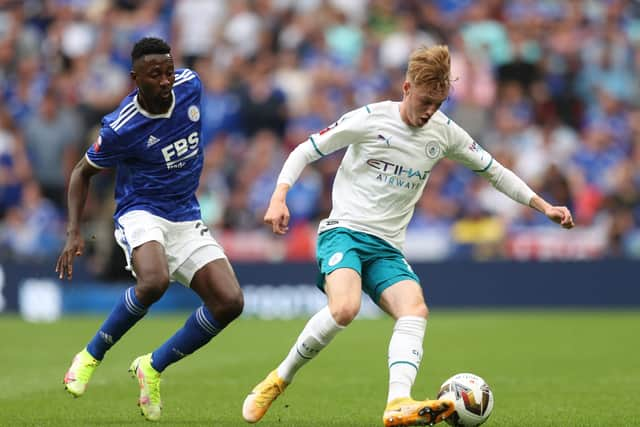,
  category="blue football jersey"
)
[86,69,204,222]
